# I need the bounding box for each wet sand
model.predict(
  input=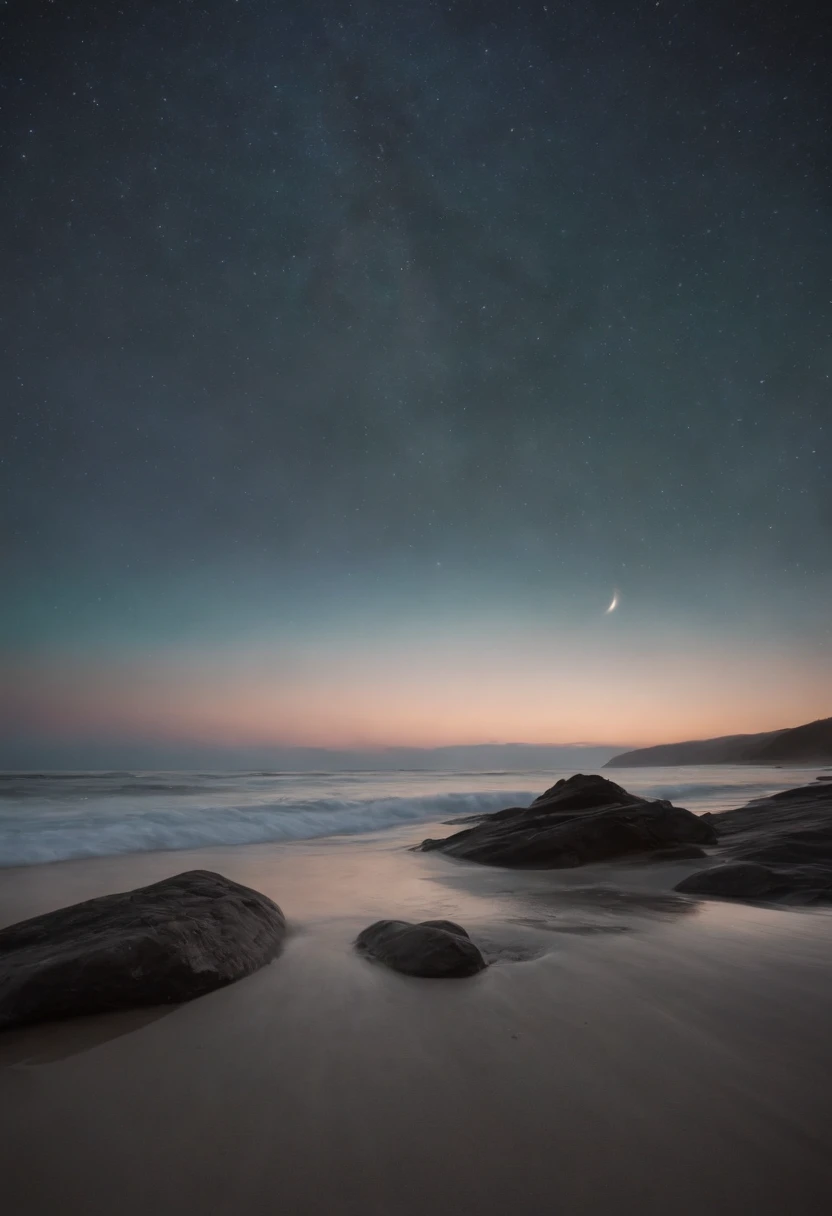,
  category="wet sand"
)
[2,823,832,1215]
